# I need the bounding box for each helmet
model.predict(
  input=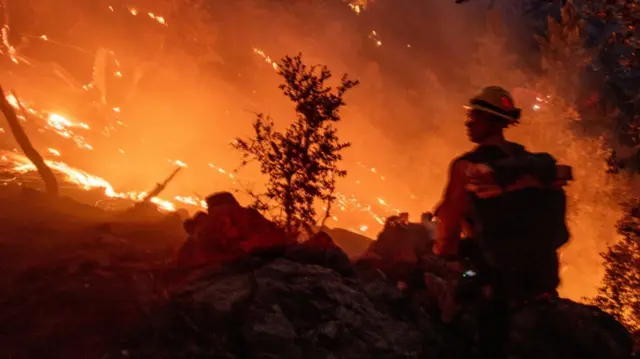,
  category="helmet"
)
[464,86,521,124]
